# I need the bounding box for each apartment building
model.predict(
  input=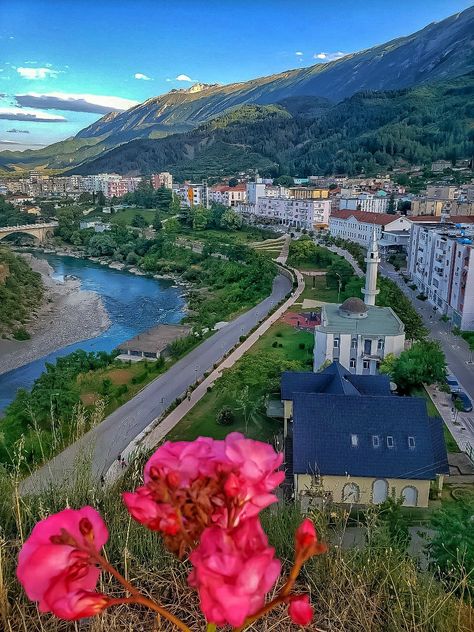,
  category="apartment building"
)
[329,210,411,251]
[239,196,330,229]
[208,184,247,207]
[289,187,329,200]
[178,182,209,208]
[407,217,474,329]
[339,193,389,214]
[151,172,173,190]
